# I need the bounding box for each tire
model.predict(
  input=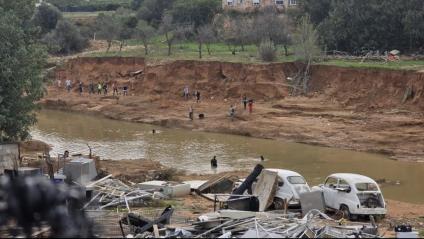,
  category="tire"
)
[273,197,286,210]
[340,204,351,220]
